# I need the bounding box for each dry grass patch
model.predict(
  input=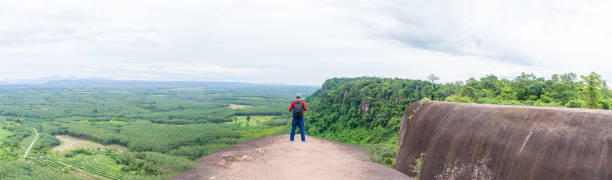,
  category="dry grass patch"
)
[228,104,251,109]
[52,135,128,153]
